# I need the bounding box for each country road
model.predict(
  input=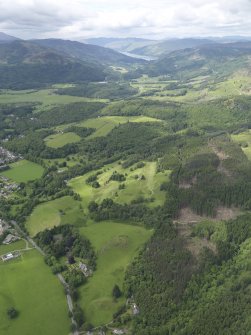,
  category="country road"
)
[10,220,79,335]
